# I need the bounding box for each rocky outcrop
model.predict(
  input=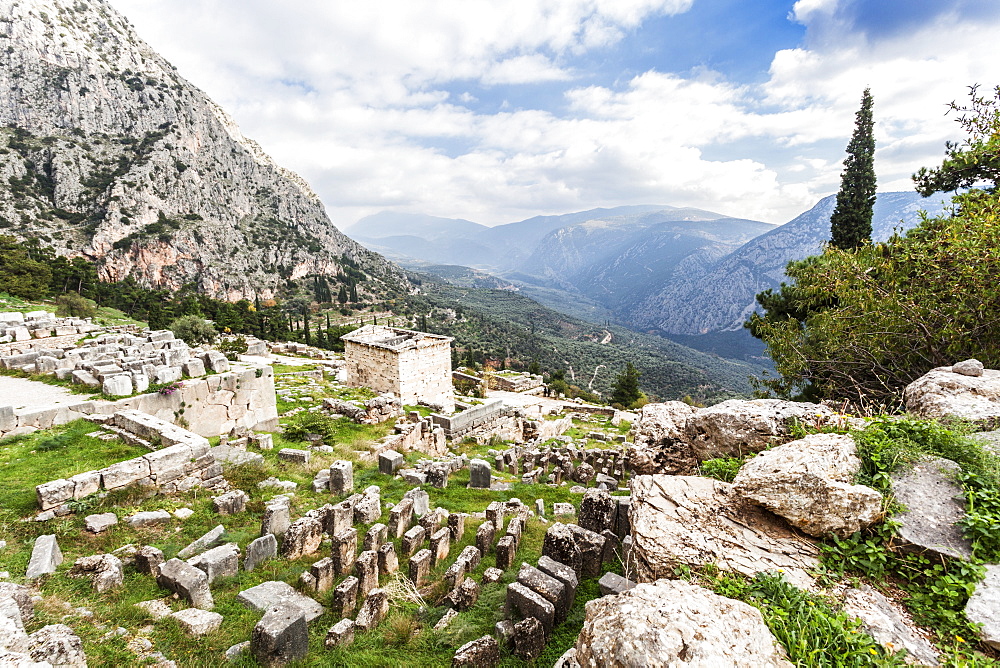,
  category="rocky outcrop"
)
[0,0,404,300]
[629,475,819,588]
[904,362,1000,424]
[838,585,940,665]
[628,399,845,473]
[574,579,792,667]
[732,433,882,538]
[626,401,698,474]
